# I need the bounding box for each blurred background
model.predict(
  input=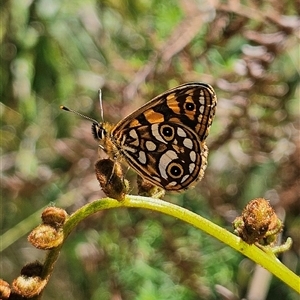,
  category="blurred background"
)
[1,0,299,299]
